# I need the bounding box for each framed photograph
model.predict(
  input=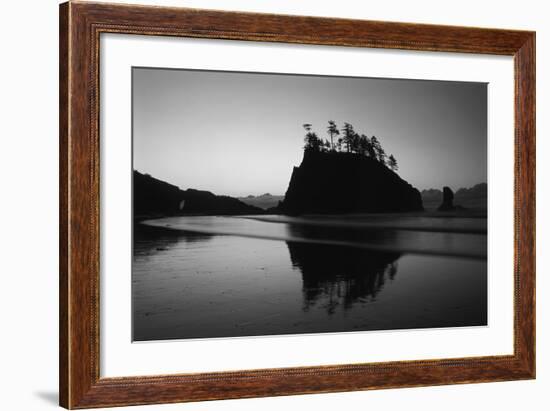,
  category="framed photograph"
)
[59,2,535,409]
